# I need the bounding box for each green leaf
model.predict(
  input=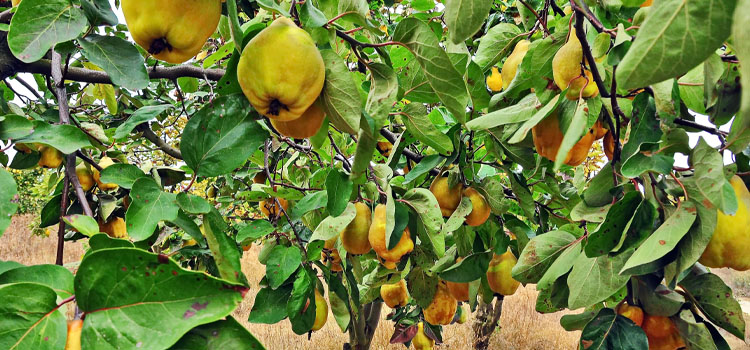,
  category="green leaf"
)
[727,0,750,153]
[310,202,357,242]
[80,0,118,26]
[99,163,149,189]
[392,18,469,123]
[265,245,302,289]
[176,193,212,214]
[113,105,171,140]
[181,95,268,177]
[438,251,491,283]
[512,230,577,284]
[0,114,33,139]
[584,192,642,257]
[255,0,290,16]
[680,272,746,339]
[249,284,292,324]
[0,283,66,349]
[170,316,265,350]
[7,0,87,63]
[442,197,472,235]
[579,308,648,350]
[402,103,454,154]
[236,220,275,243]
[319,49,362,134]
[466,94,539,131]
[63,214,99,237]
[0,261,23,275]
[125,178,179,241]
[406,267,438,309]
[403,154,443,184]
[290,191,327,220]
[672,178,718,277]
[299,0,328,28]
[287,267,316,335]
[691,139,736,213]
[0,264,74,299]
[615,0,737,89]
[508,94,561,143]
[17,121,91,154]
[76,248,247,350]
[326,171,353,217]
[203,209,247,285]
[621,201,697,274]
[444,0,492,44]
[88,233,134,252]
[473,23,523,71]
[0,169,18,236]
[536,240,581,290]
[672,309,723,350]
[79,35,149,90]
[567,250,632,309]
[401,188,444,254]
[553,100,588,171]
